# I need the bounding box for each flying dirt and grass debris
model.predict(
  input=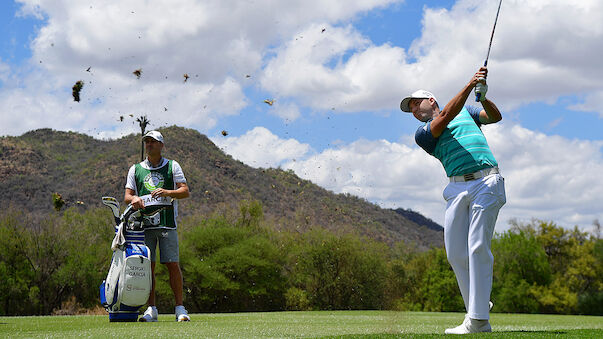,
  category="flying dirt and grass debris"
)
[72,81,84,102]
[133,68,142,79]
